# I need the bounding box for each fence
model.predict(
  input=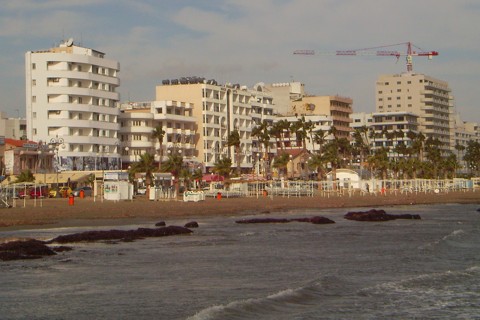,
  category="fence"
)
[205,177,479,199]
